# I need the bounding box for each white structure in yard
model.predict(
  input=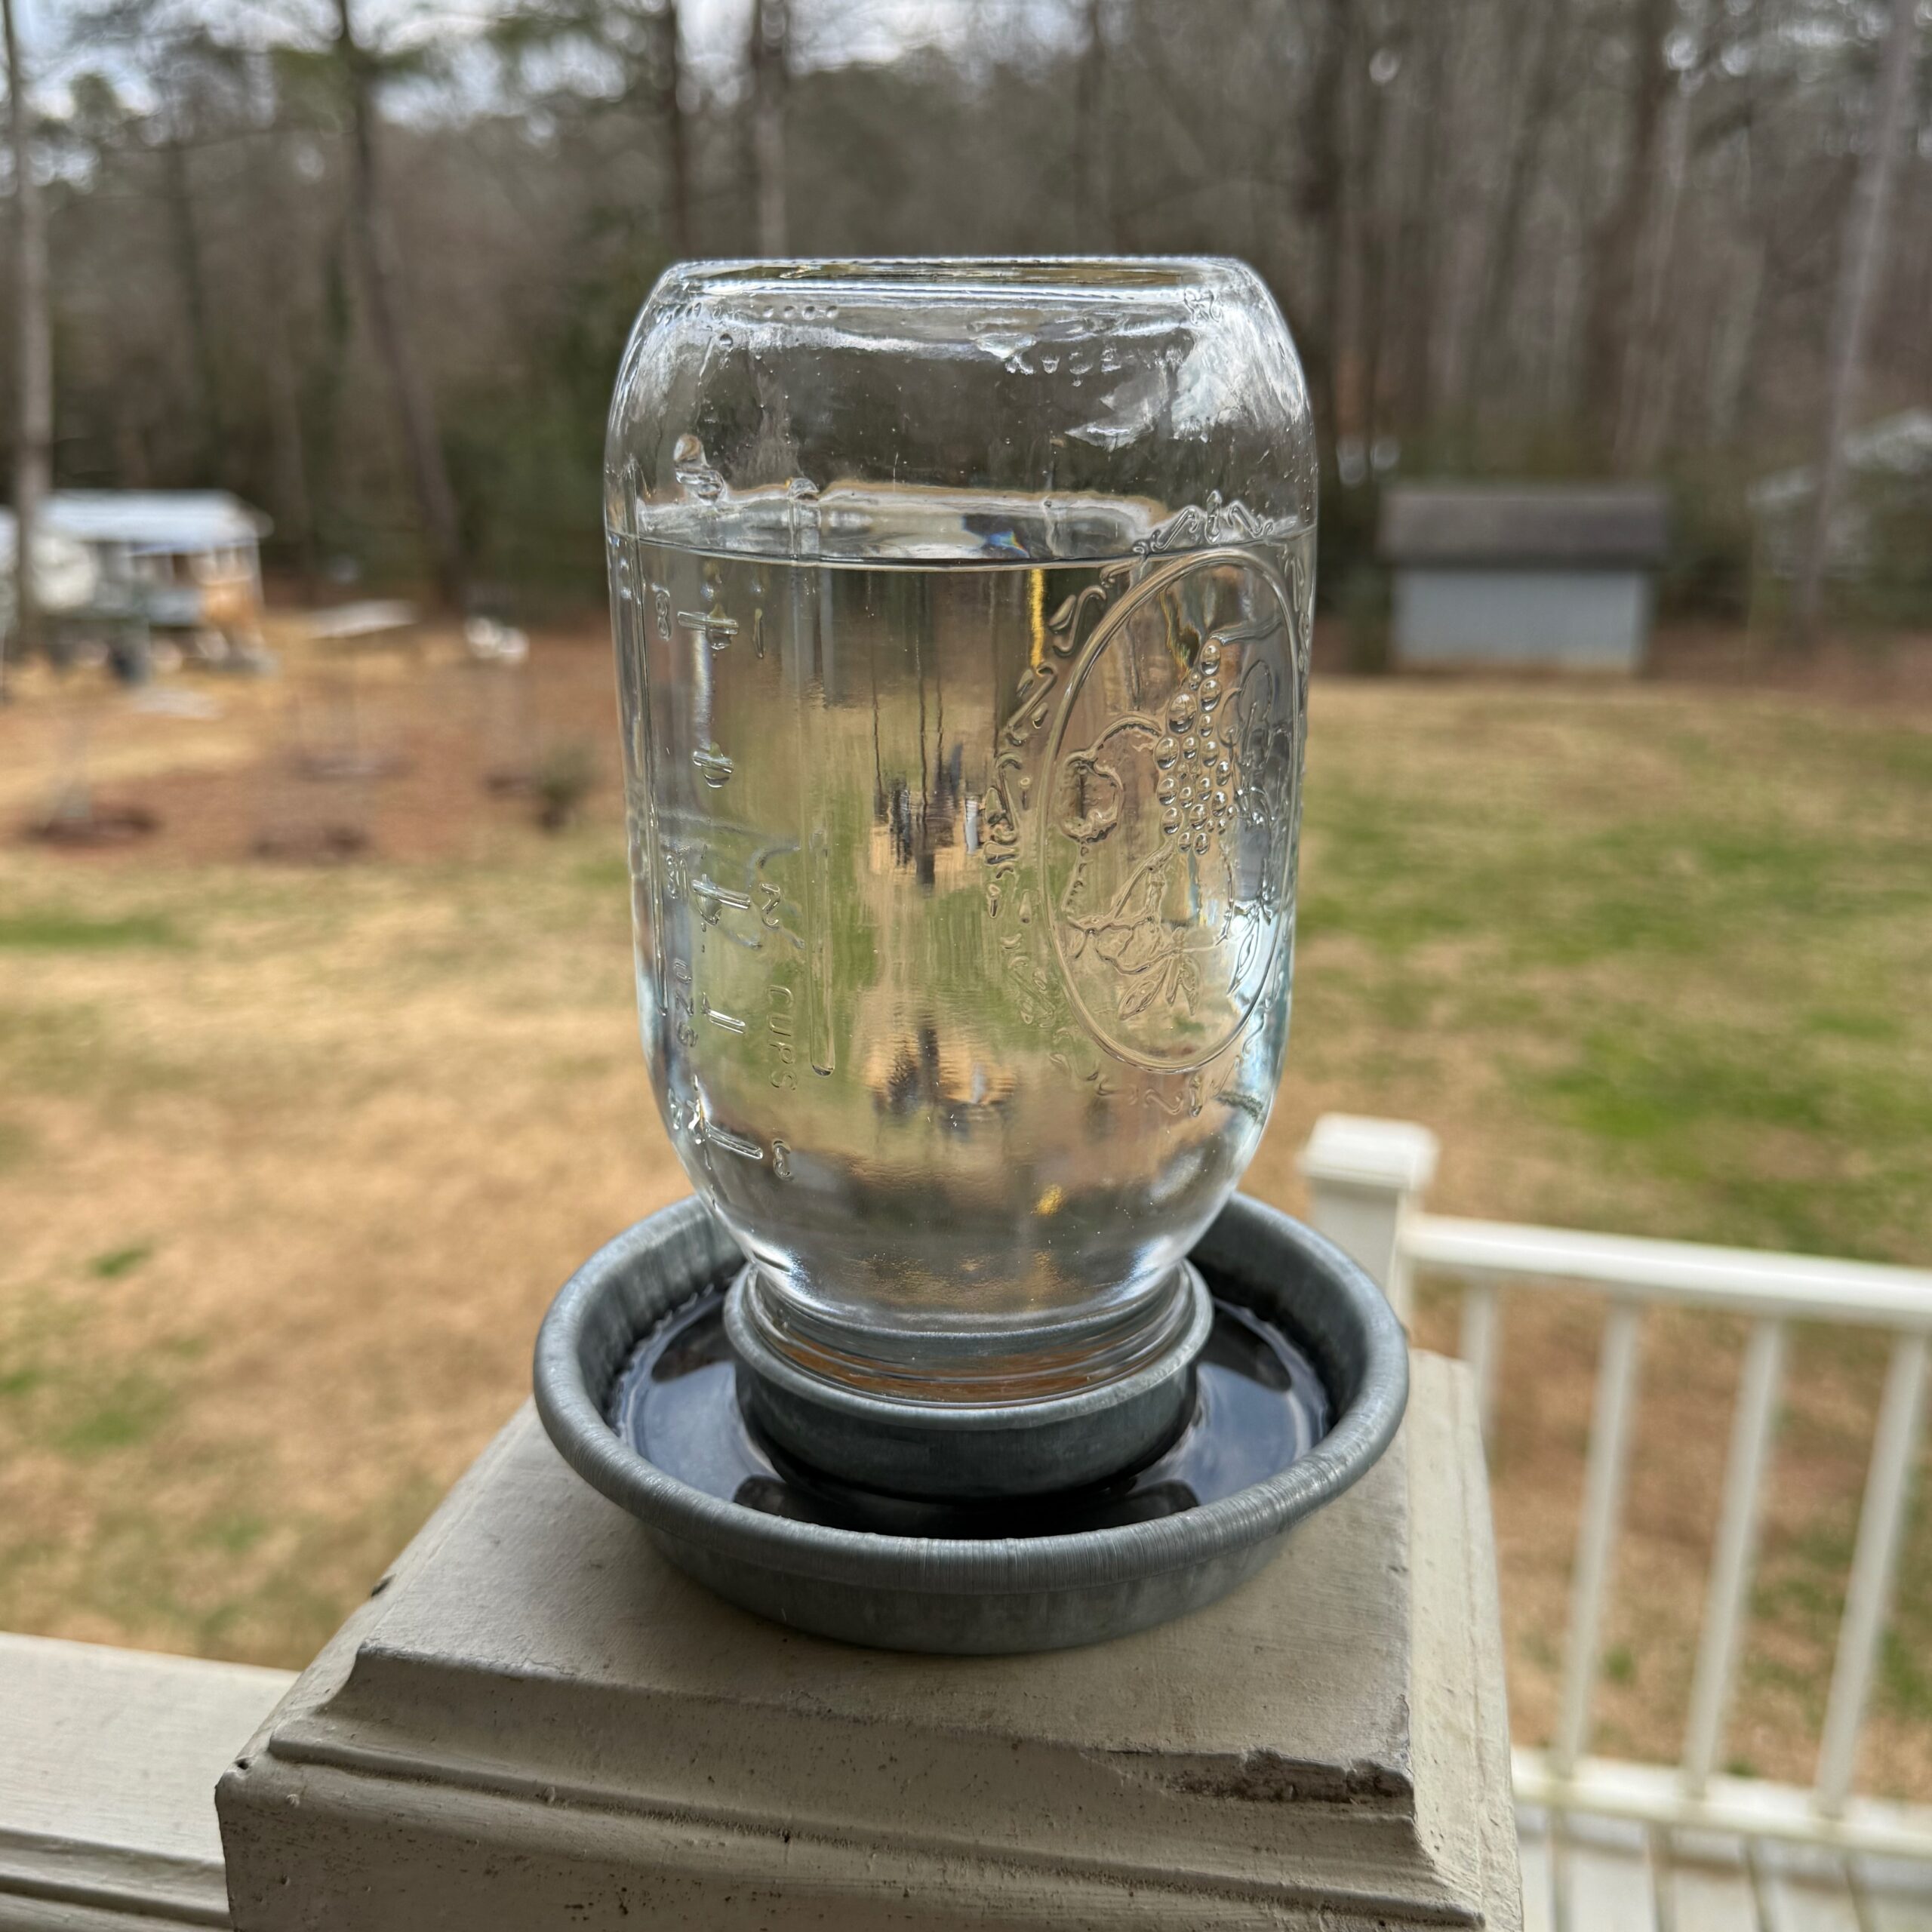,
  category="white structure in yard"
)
[0,512,97,628]
[1749,408,1932,580]
[1380,483,1670,673]
[37,491,271,640]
